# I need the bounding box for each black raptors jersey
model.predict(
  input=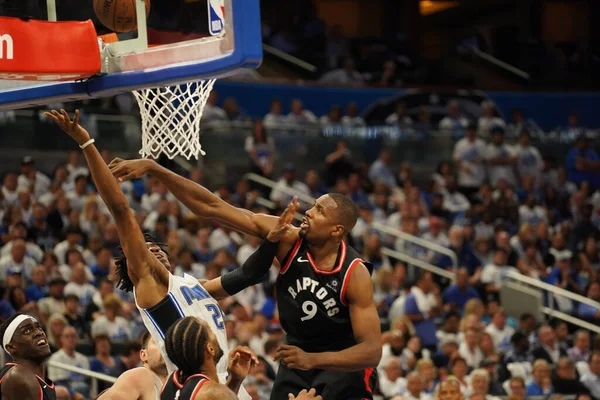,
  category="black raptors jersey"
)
[0,363,56,400]
[160,371,210,400]
[276,239,373,353]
